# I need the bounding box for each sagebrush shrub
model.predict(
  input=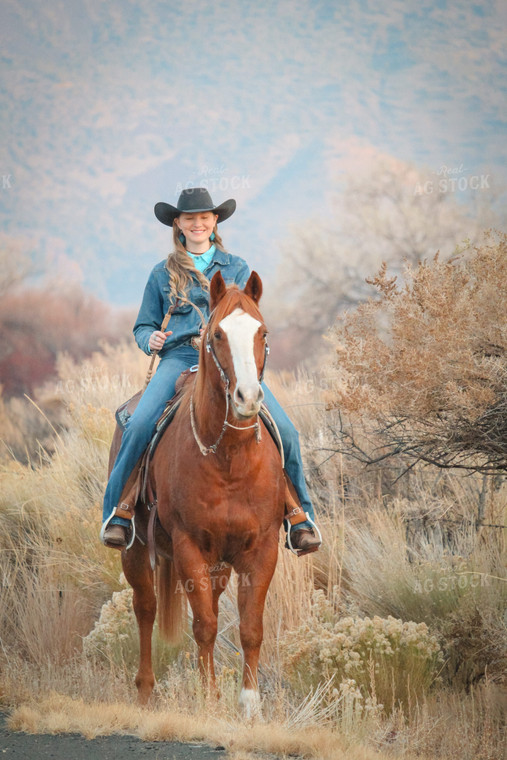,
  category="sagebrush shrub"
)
[83,584,183,677]
[284,591,443,713]
[326,232,507,474]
